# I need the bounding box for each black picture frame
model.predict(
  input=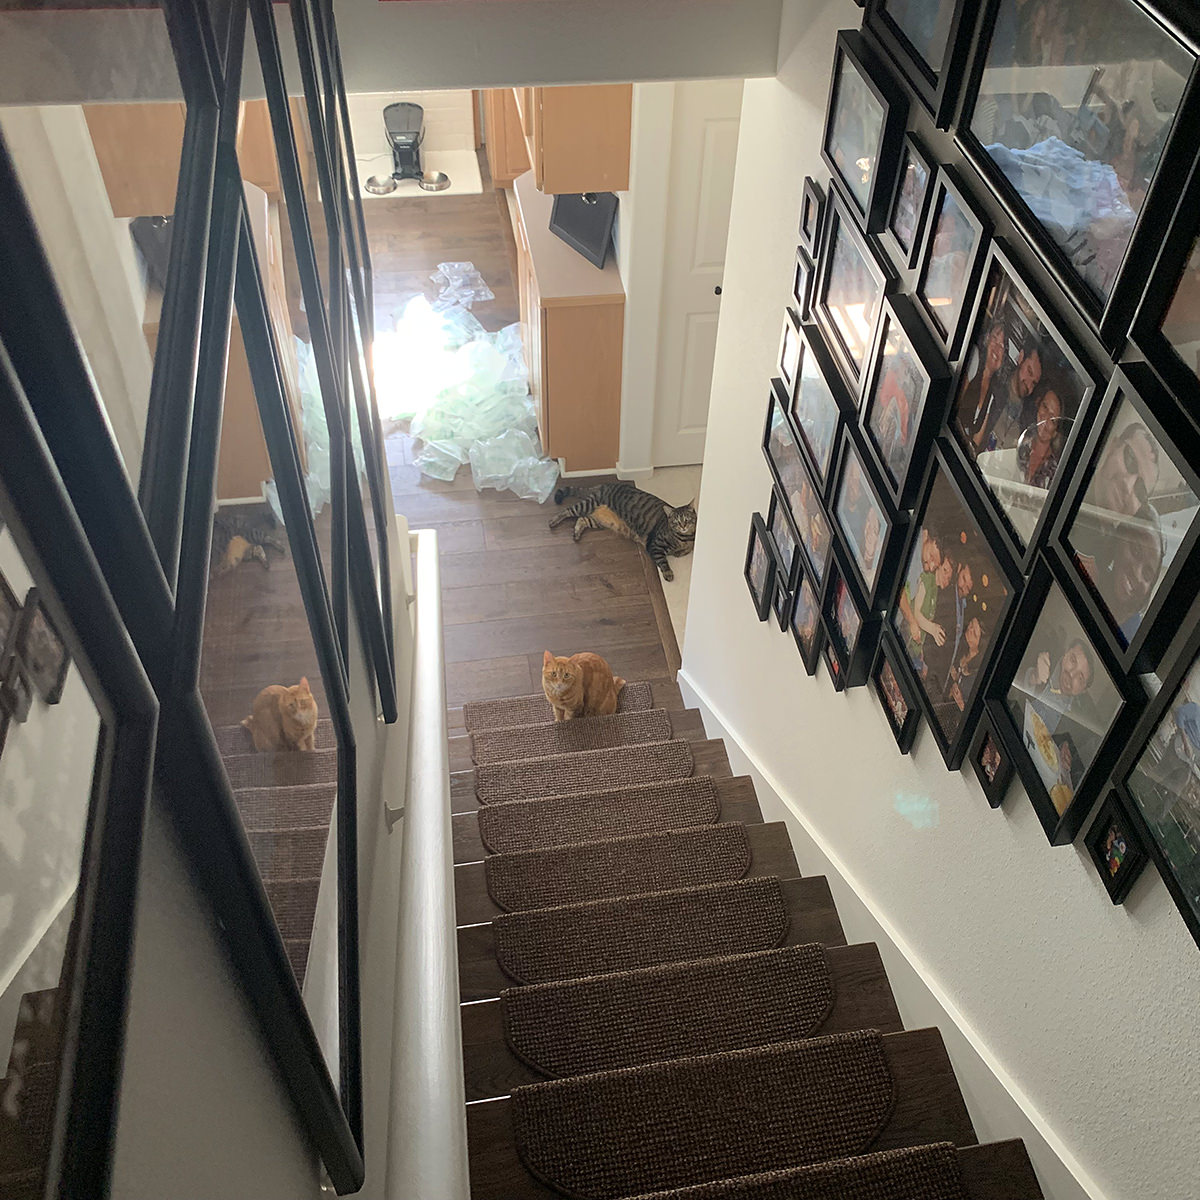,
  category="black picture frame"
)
[880,132,936,274]
[820,29,909,235]
[745,512,776,622]
[864,0,978,129]
[820,540,881,690]
[0,570,20,663]
[16,586,71,705]
[778,307,804,398]
[872,624,922,752]
[793,247,815,323]
[767,485,802,593]
[914,165,991,361]
[799,176,825,260]
[1049,362,1200,676]
[887,442,1022,769]
[943,240,1100,572]
[955,0,1200,351]
[1115,589,1200,947]
[1085,791,1150,904]
[789,321,857,496]
[967,709,1015,808]
[814,181,894,401]
[789,555,826,676]
[823,639,847,692]
[984,555,1144,846]
[830,425,908,611]
[860,293,951,510]
[0,654,33,724]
